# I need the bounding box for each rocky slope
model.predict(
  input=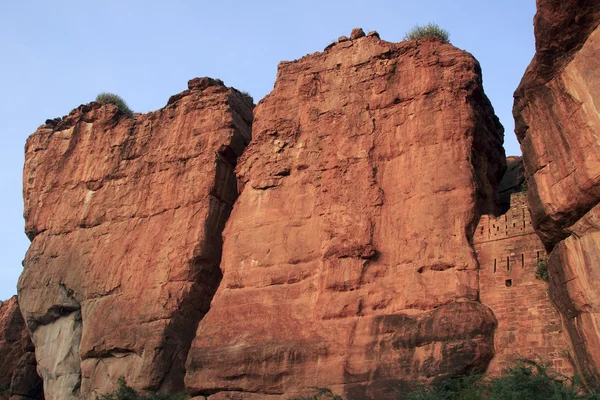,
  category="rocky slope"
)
[513,0,600,388]
[0,296,43,400]
[185,30,505,399]
[18,78,253,399]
